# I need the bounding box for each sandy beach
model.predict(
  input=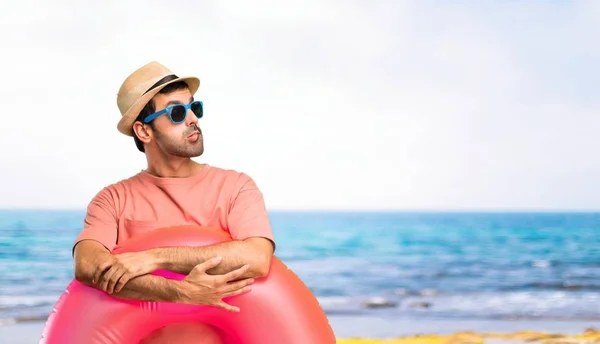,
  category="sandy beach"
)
[2,315,598,344]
